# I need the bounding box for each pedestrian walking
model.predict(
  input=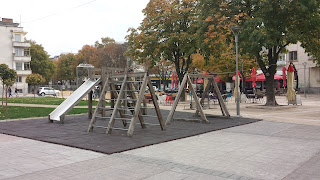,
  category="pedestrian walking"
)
[15,88,19,97]
[8,87,12,97]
